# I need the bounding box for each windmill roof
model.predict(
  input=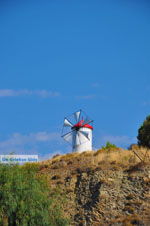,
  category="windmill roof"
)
[72,120,93,130]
